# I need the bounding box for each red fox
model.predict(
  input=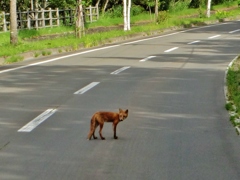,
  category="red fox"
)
[87,108,129,140]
